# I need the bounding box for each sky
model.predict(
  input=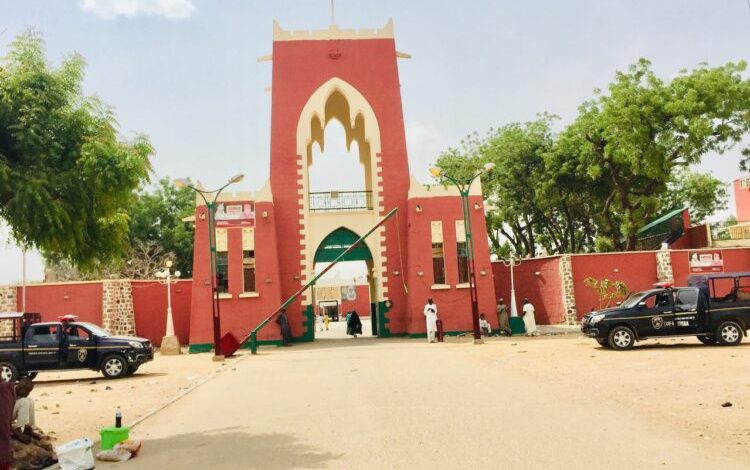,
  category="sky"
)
[1,0,750,284]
